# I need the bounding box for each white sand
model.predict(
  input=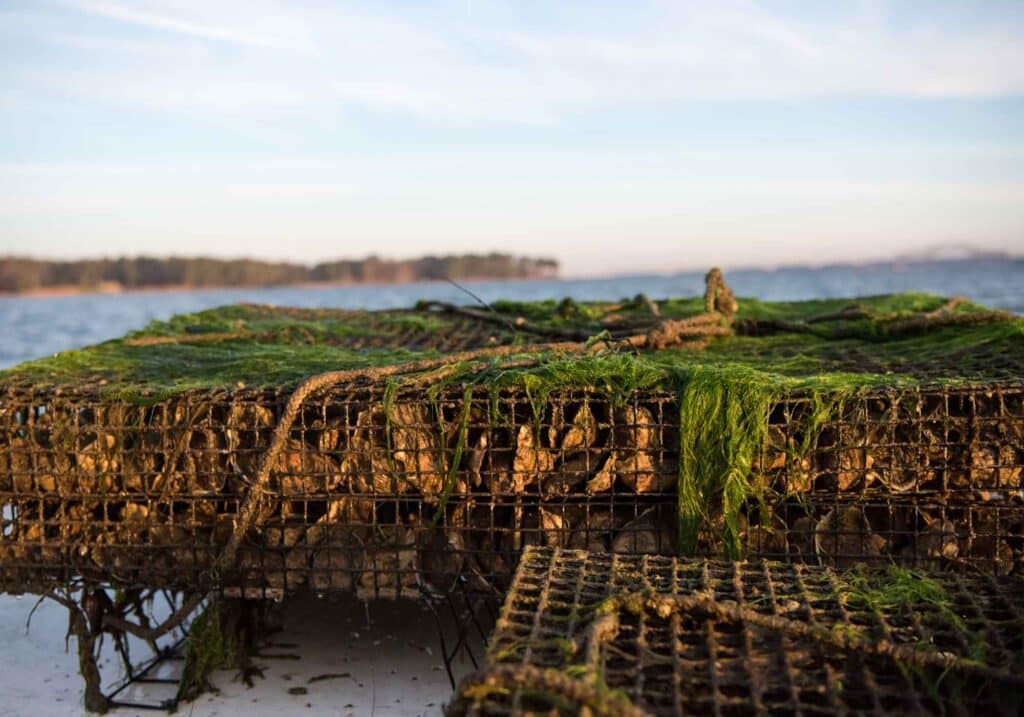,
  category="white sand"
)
[0,592,485,716]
